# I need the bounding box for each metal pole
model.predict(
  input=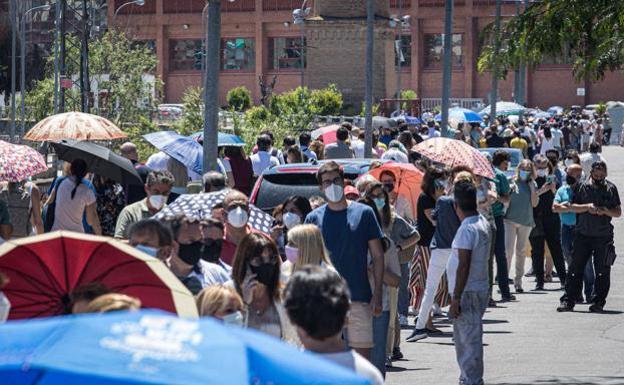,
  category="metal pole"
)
[513,0,520,104]
[201,3,209,92]
[203,0,221,173]
[20,11,26,136]
[300,19,305,88]
[10,0,17,139]
[53,0,61,113]
[395,0,402,113]
[364,0,374,158]
[440,0,453,137]
[490,0,501,120]
[517,0,529,106]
